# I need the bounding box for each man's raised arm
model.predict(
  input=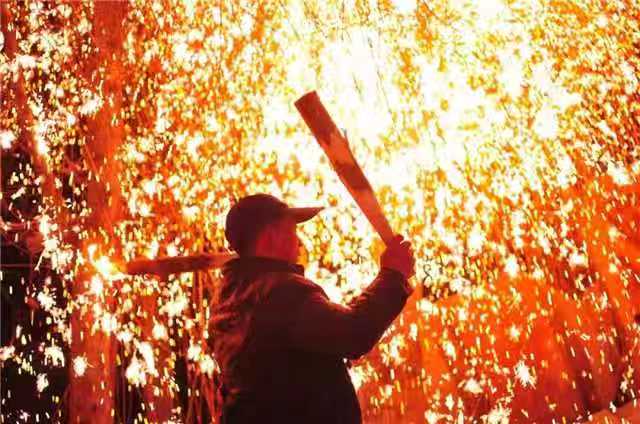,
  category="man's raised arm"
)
[261,236,415,359]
